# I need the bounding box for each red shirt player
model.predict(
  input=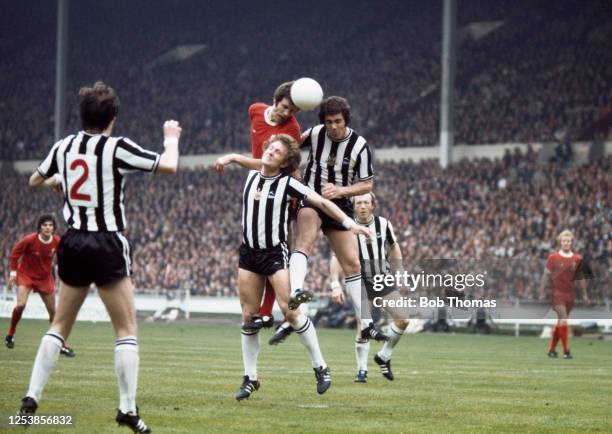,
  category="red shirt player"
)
[540,229,589,359]
[218,81,301,330]
[5,215,75,356]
